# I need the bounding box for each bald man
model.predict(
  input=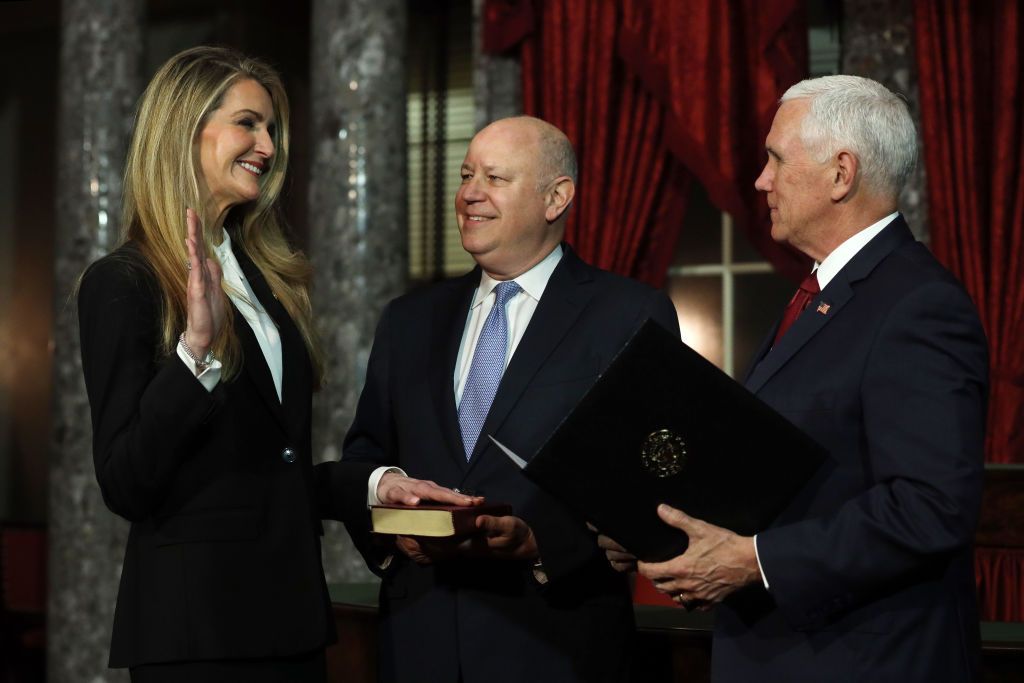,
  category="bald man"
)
[342,117,679,683]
